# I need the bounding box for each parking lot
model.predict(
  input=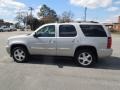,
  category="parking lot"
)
[0,31,120,90]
